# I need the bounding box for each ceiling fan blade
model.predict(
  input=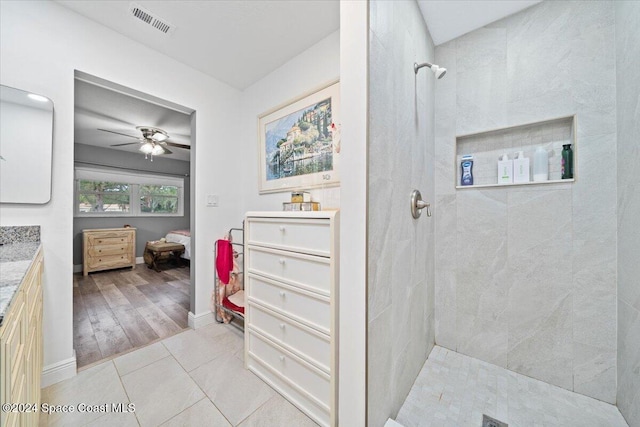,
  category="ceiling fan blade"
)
[161,146,173,155]
[164,141,191,149]
[98,129,142,140]
[110,142,140,147]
